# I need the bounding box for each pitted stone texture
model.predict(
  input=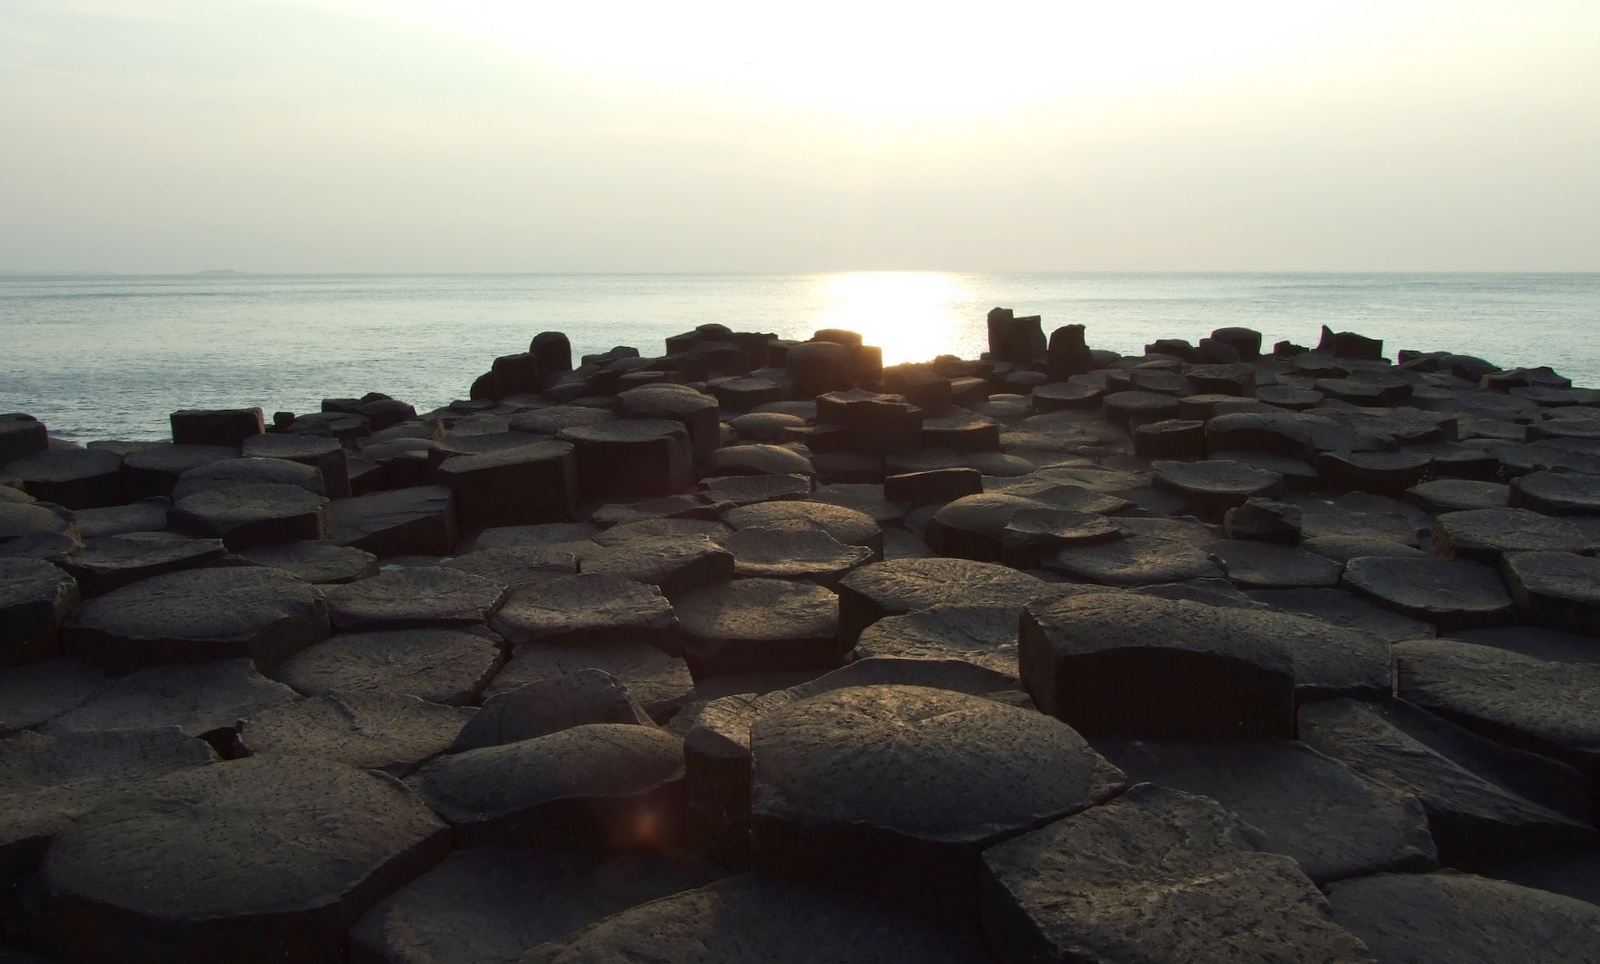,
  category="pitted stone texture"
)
[522,872,991,964]
[235,540,379,585]
[1408,479,1510,513]
[38,657,298,741]
[1248,588,1436,641]
[923,493,1046,562]
[721,500,884,559]
[699,473,812,506]
[324,567,509,632]
[270,628,505,706]
[234,690,474,777]
[62,567,329,672]
[593,517,729,546]
[837,557,1050,646]
[445,543,583,590]
[409,723,686,851]
[1095,737,1436,883]
[980,784,1377,964]
[0,658,114,732]
[1500,551,1600,636]
[332,485,458,558]
[1343,556,1516,630]
[854,604,1025,675]
[1509,470,1600,515]
[1325,871,1600,964]
[707,443,816,479]
[1299,698,1596,868]
[581,537,734,601]
[0,557,80,666]
[468,522,598,552]
[1152,459,1284,519]
[1205,539,1344,589]
[60,531,227,597]
[1396,637,1600,780]
[1042,533,1223,587]
[723,526,871,586]
[450,669,654,752]
[487,642,694,722]
[489,573,678,654]
[41,755,449,964]
[1022,592,1315,738]
[1432,508,1589,564]
[675,578,839,678]
[172,457,325,499]
[751,684,1124,916]
[348,848,725,964]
